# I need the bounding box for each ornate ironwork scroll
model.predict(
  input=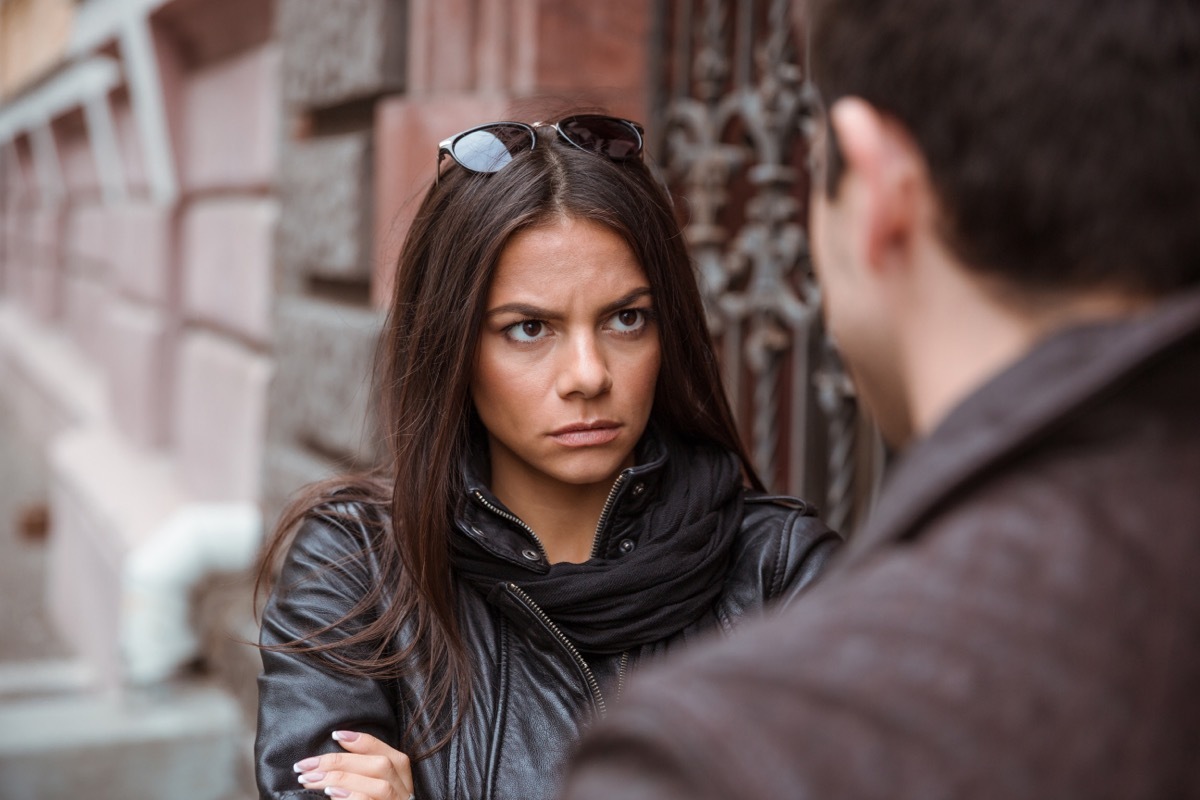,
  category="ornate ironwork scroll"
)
[651,0,877,534]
